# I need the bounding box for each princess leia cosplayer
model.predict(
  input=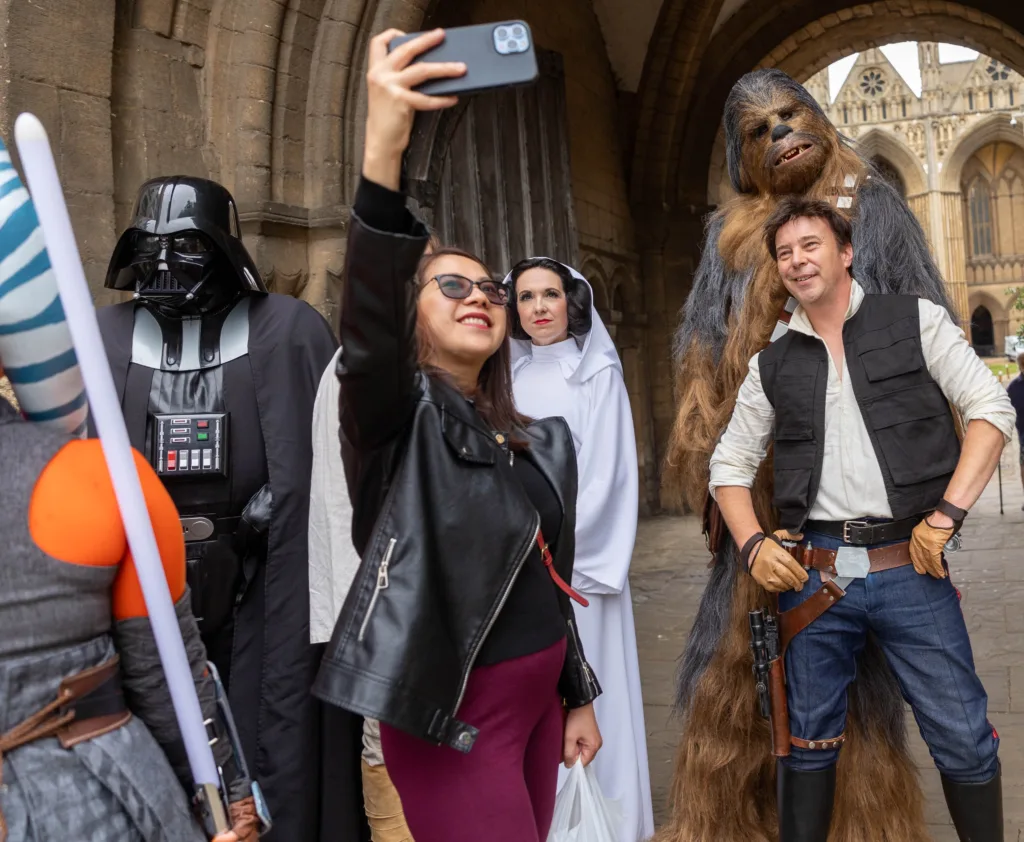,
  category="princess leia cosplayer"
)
[504,257,654,841]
